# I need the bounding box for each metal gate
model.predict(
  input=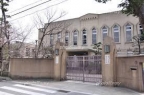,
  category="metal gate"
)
[66,55,102,83]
